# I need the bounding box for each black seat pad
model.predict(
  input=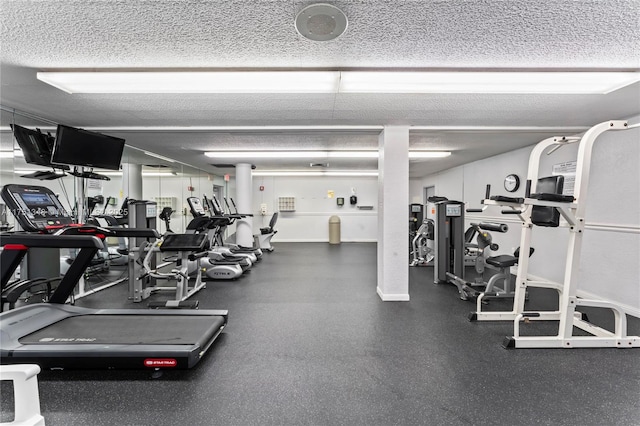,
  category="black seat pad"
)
[486,255,518,268]
[490,196,524,203]
[529,193,574,202]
